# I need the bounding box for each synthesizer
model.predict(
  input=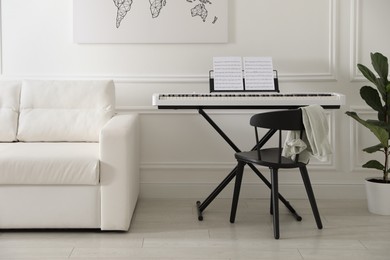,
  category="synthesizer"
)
[152,92,345,109]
